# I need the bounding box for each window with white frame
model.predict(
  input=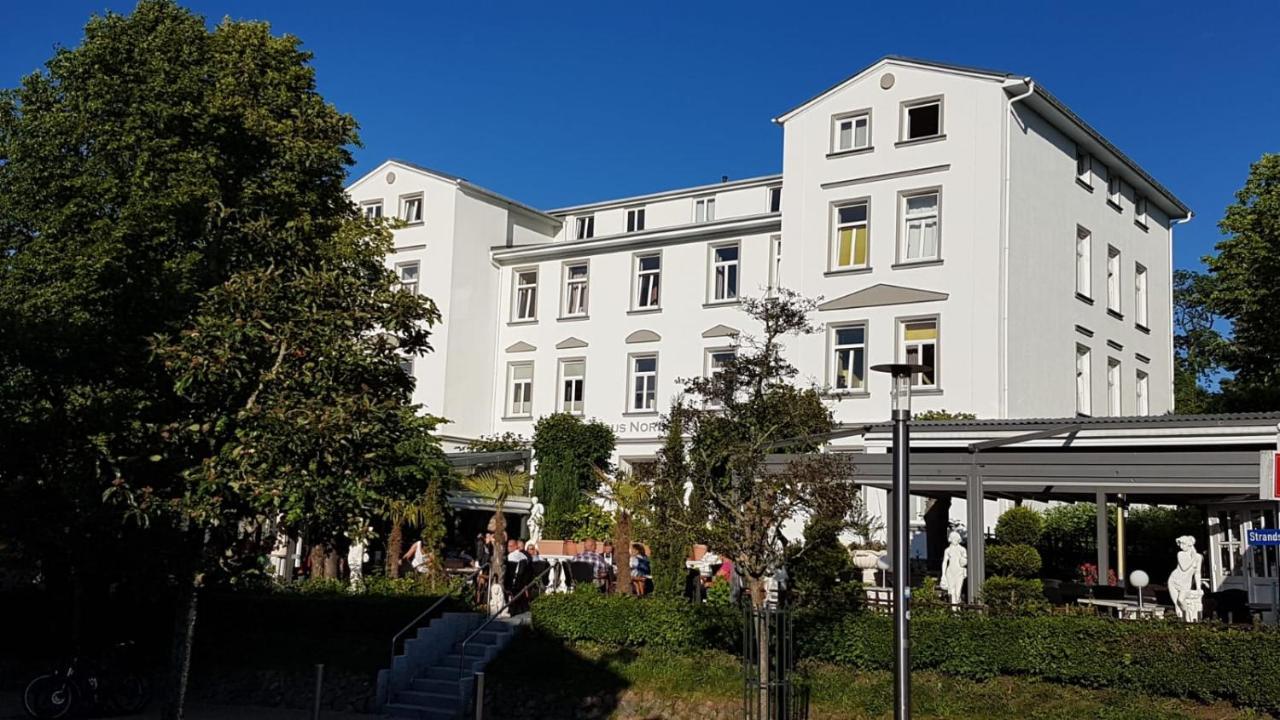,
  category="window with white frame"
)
[396,261,420,295]
[1075,344,1092,416]
[832,201,869,270]
[1076,148,1091,186]
[362,201,383,220]
[767,186,782,213]
[768,235,782,294]
[634,254,661,309]
[630,355,658,412]
[1134,263,1148,328]
[707,348,735,379]
[563,262,589,317]
[903,99,942,140]
[400,194,423,223]
[901,192,940,262]
[1107,357,1122,416]
[1106,246,1121,314]
[1135,196,1149,228]
[626,207,646,233]
[507,363,534,417]
[833,112,870,152]
[710,243,739,302]
[559,359,585,415]
[1107,169,1122,208]
[1076,226,1092,298]
[1136,369,1150,415]
[694,196,716,223]
[574,215,595,240]
[513,268,538,321]
[831,324,867,392]
[901,319,938,388]
[398,356,414,378]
